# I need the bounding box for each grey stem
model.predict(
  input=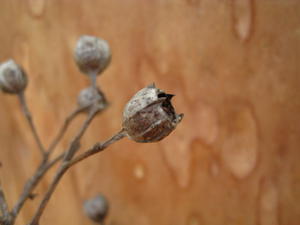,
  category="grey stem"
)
[18,92,46,156]
[27,130,126,225]
[11,154,63,221]
[47,107,85,155]
[88,72,97,88]
[13,105,100,224]
[0,184,9,222]
[63,108,99,161]
[11,106,87,223]
[69,130,126,166]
